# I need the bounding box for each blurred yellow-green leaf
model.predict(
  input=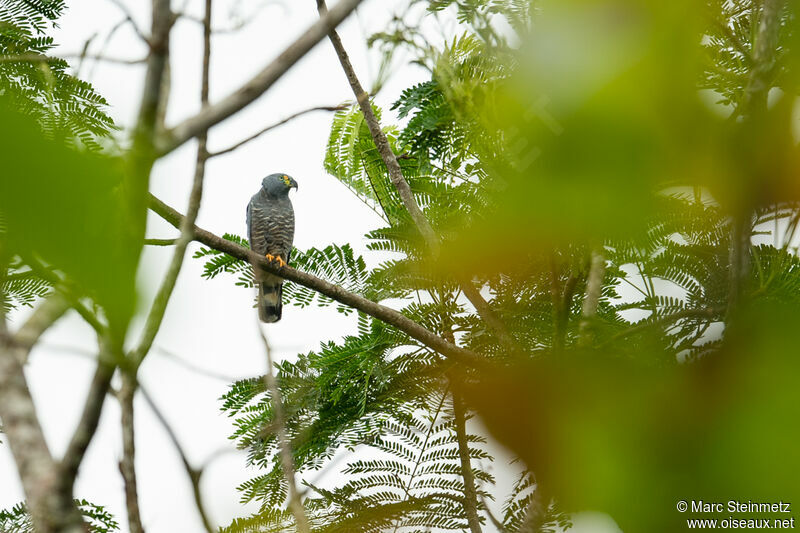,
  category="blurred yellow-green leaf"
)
[0,106,142,337]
